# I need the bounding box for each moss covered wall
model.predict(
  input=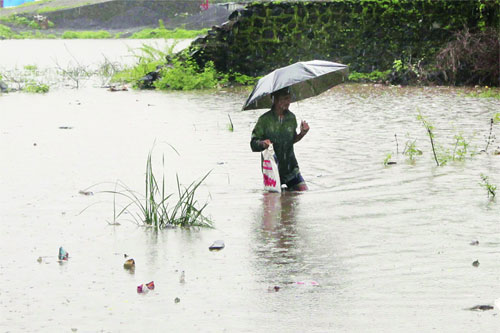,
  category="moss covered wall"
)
[192,0,499,76]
